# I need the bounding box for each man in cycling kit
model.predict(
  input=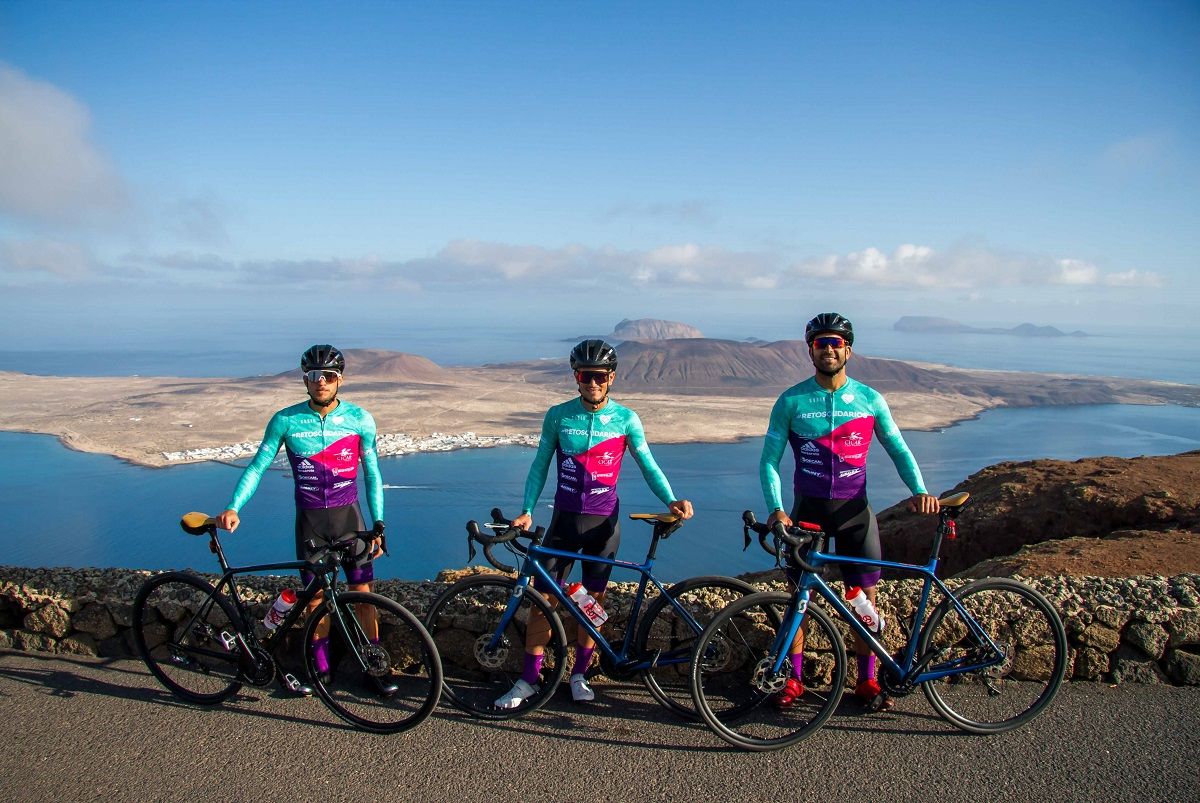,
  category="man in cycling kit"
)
[498,339,695,708]
[760,313,939,708]
[216,345,389,696]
